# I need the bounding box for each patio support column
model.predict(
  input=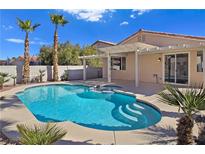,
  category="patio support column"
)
[135,51,139,87]
[83,58,86,80]
[203,49,205,85]
[107,53,111,83]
